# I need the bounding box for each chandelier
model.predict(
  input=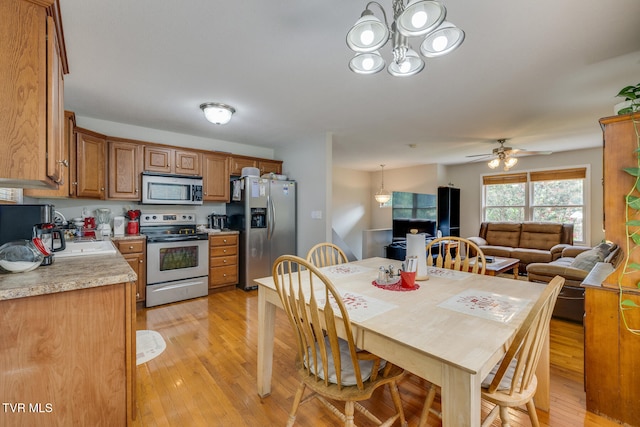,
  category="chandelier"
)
[346,0,464,77]
[374,164,392,205]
